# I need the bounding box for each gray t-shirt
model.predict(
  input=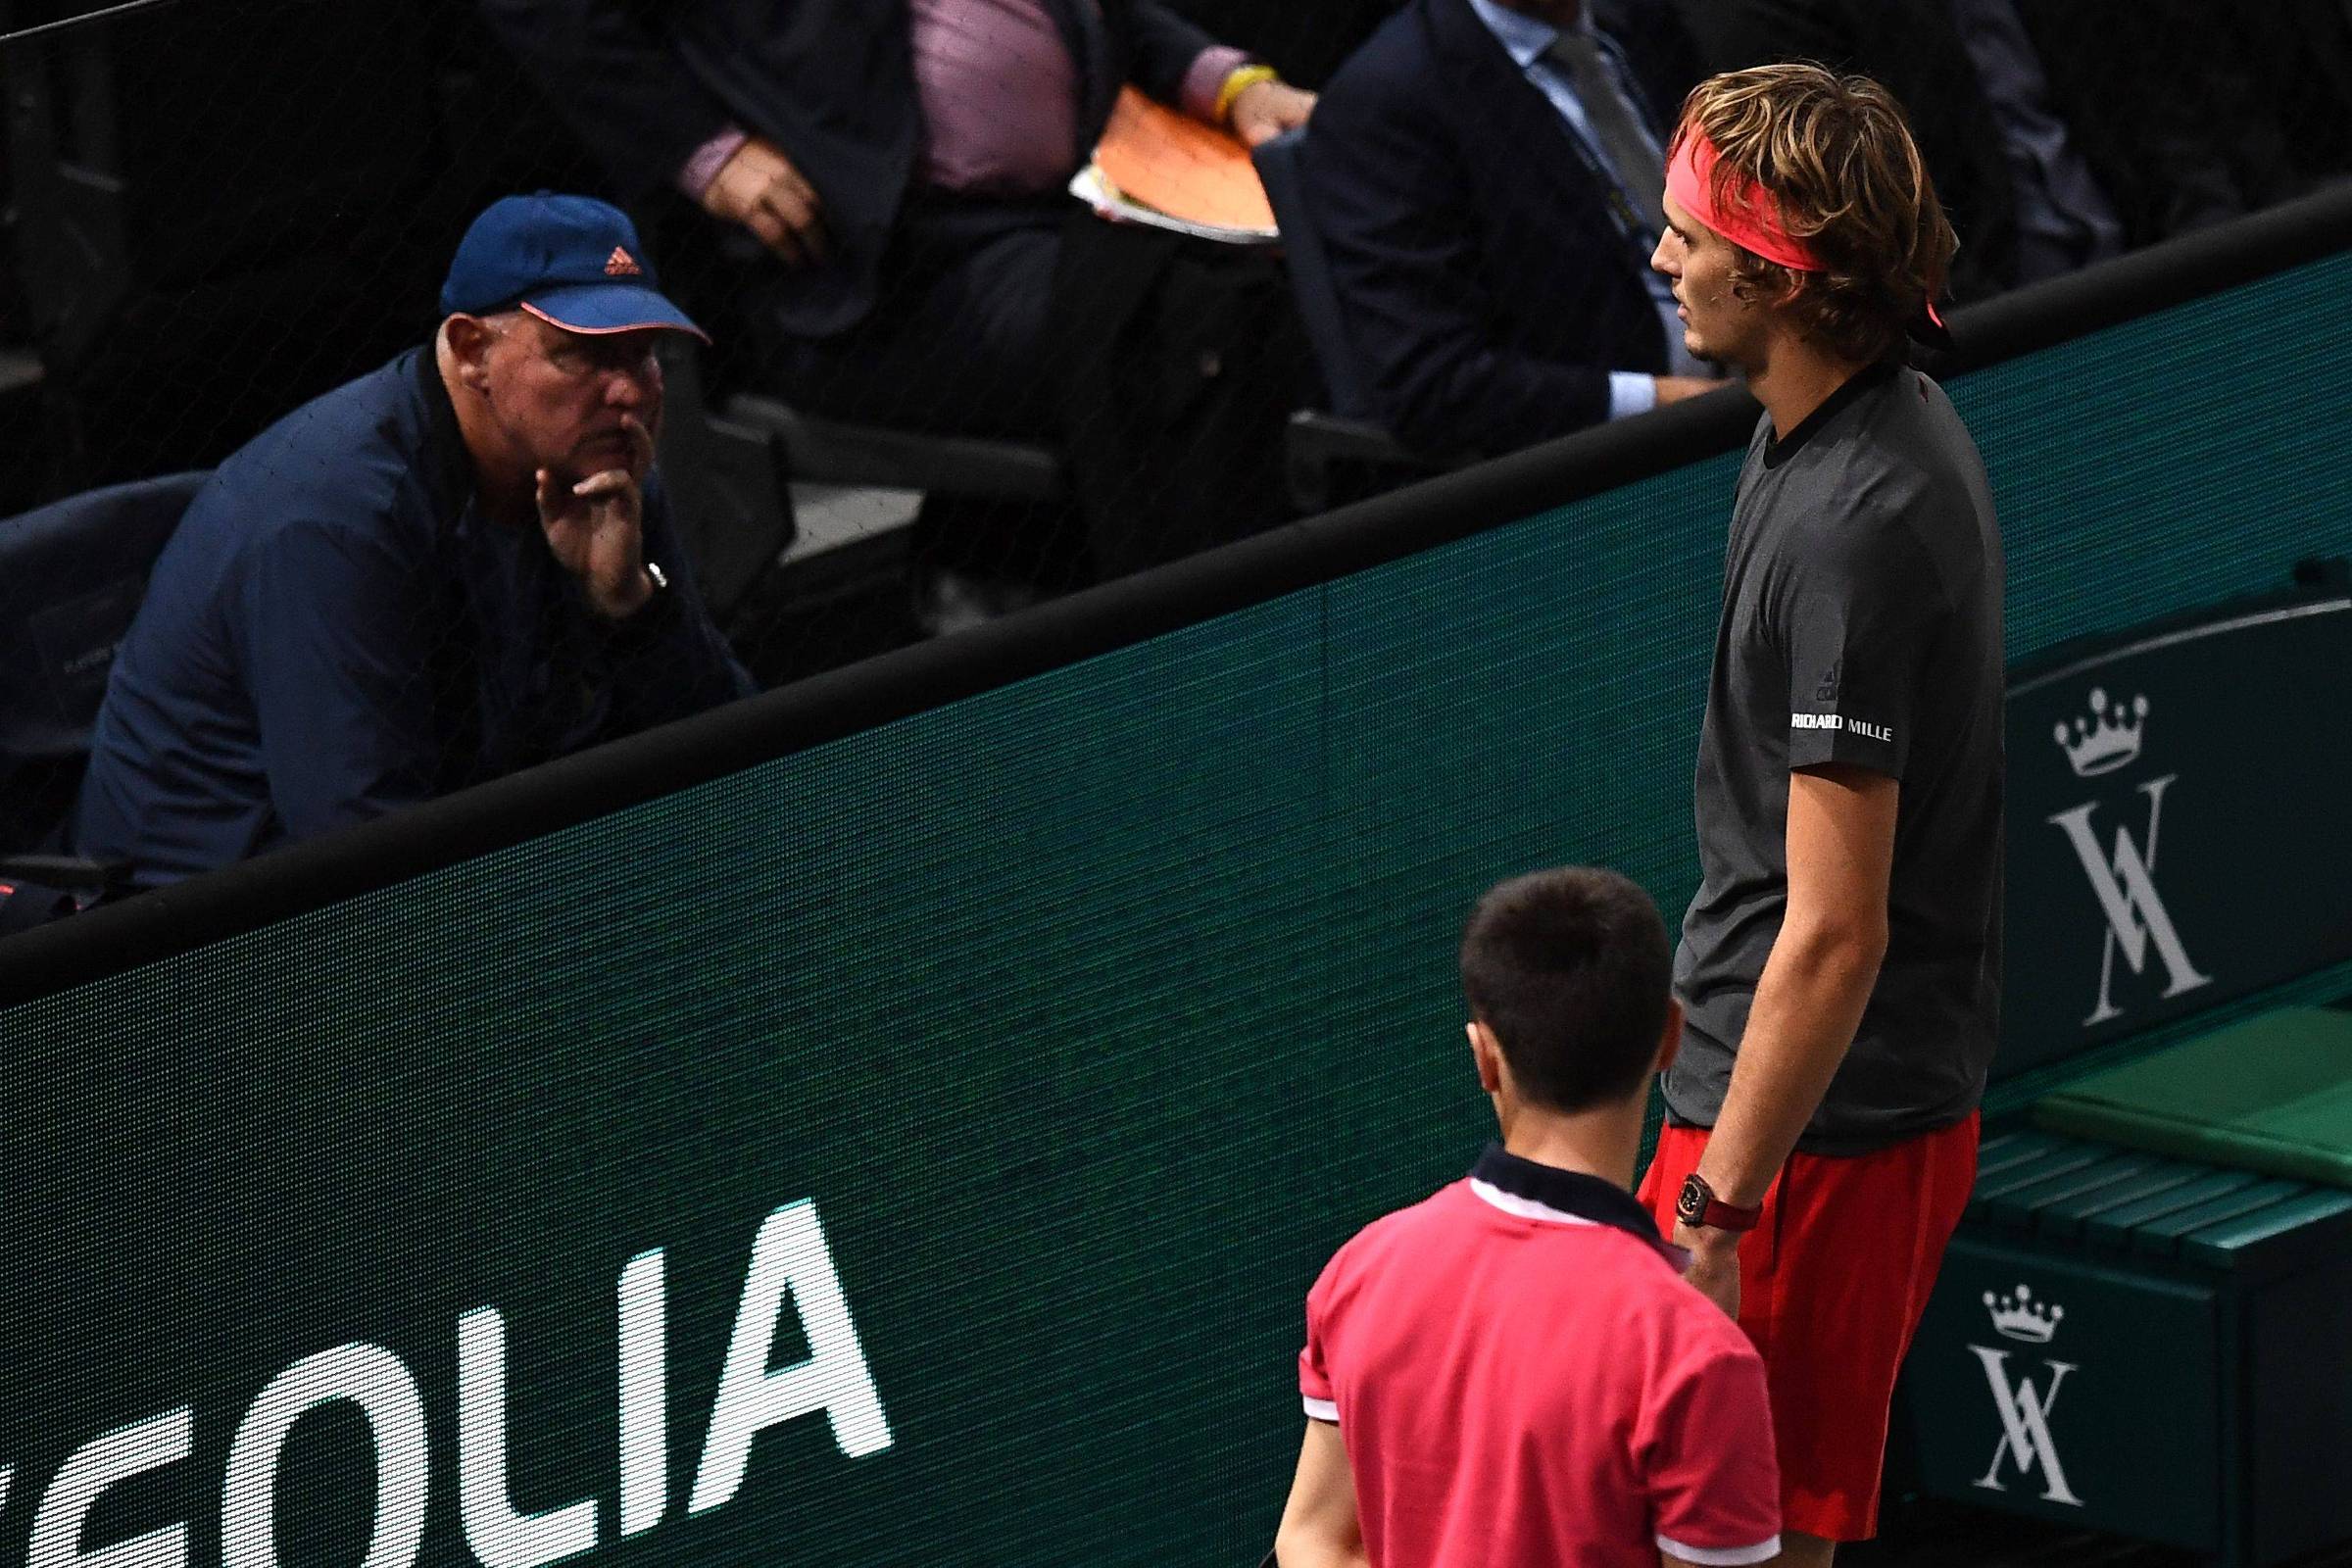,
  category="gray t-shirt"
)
[1666,362,2005,1154]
